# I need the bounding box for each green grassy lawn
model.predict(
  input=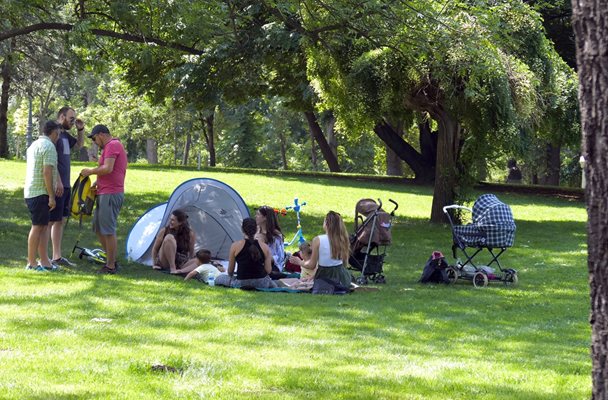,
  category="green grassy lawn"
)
[0,159,590,399]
